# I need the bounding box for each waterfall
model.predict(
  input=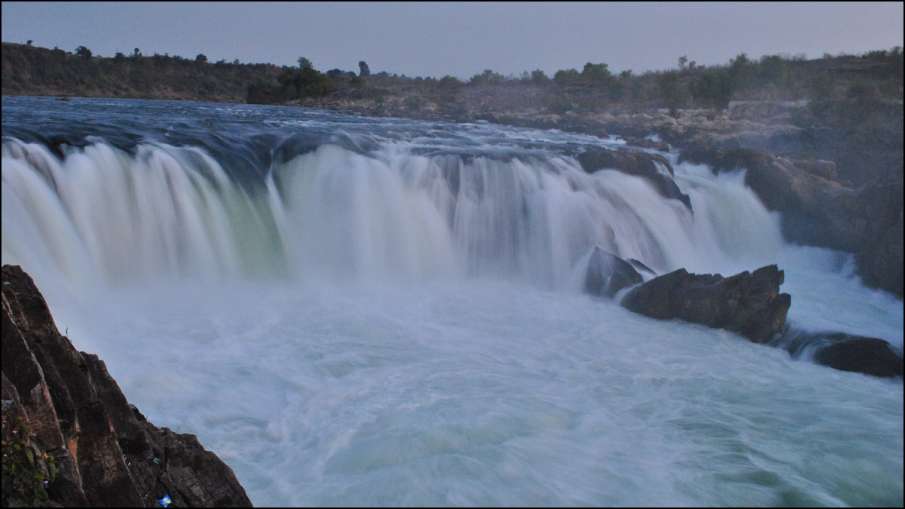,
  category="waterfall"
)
[1,137,784,290]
